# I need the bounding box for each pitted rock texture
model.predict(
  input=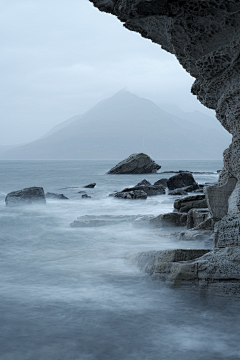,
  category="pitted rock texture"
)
[107,153,161,174]
[90,0,240,248]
